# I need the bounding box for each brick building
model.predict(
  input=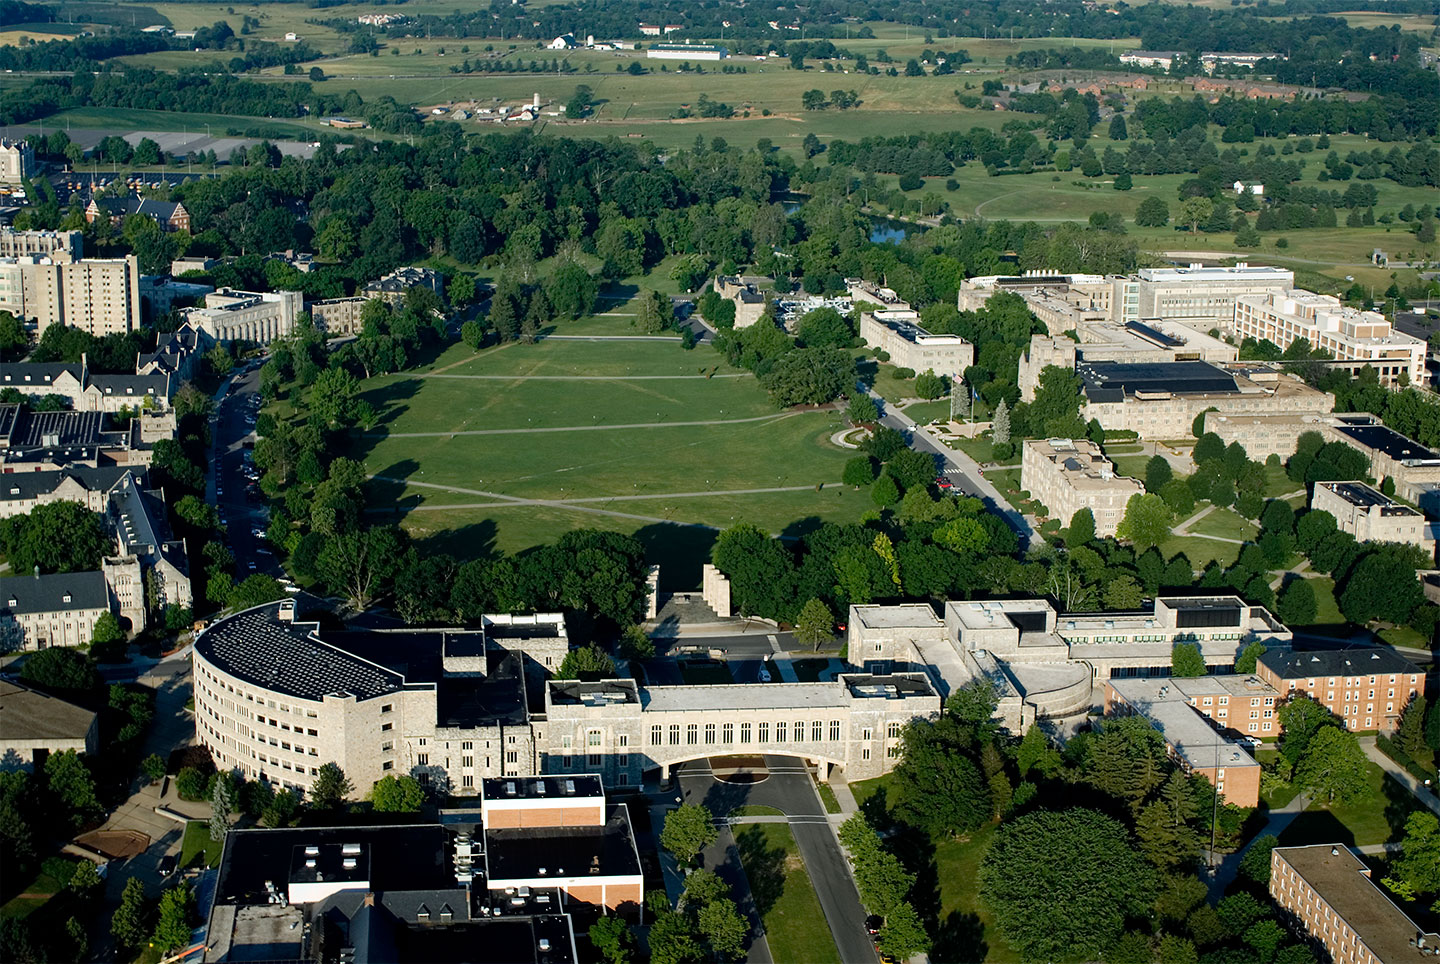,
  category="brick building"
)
[1258,647,1424,733]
